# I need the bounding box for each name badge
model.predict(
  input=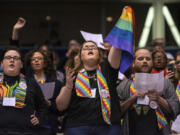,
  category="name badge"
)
[3,97,16,107]
[91,88,96,98]
[100,89,109,98]
[137,95,149,105]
